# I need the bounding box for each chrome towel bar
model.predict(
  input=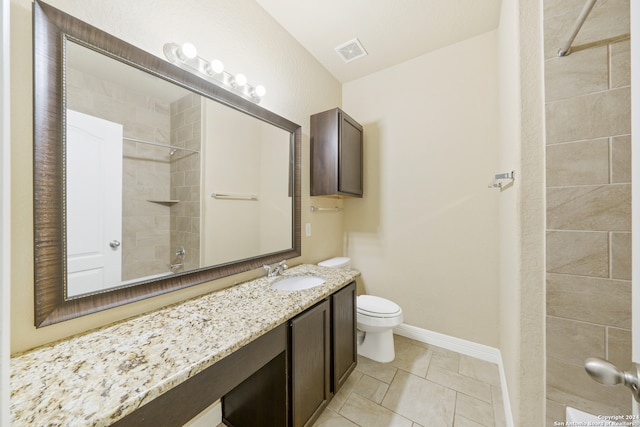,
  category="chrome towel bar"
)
[211,192,258,200]
[310,206,343,212]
